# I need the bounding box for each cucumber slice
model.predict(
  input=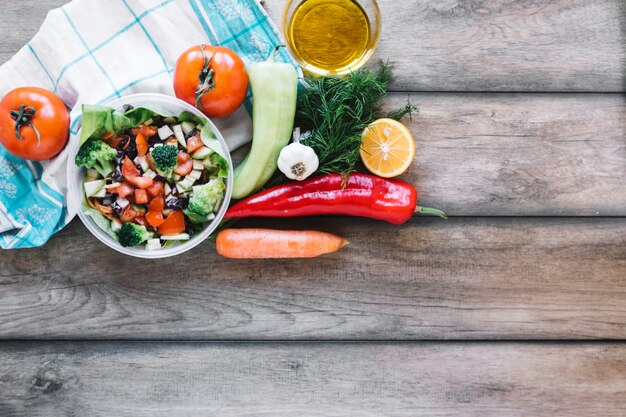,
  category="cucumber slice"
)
[192,160,204,171]
[84,180,105,197]
[181,121,196,135]
[173,174,182,182]
[164,183,172,196]
[158,125,174,140]
[85,169,100,182]
[187,170,202,180]
[164,116,177,125]
[160,233,190,241]
[143,169,157,179]
[192,146,213,160]
[93,187,107,198]
[111,219,123,233]
[173,124,186,149]
[179,178,196,190]
[137,156,150,172]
